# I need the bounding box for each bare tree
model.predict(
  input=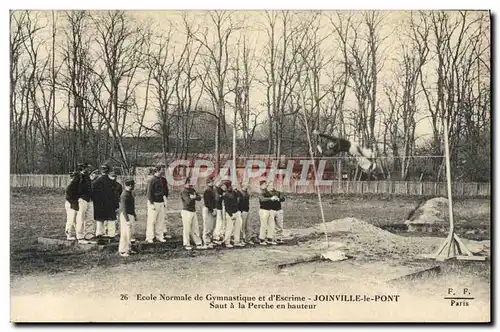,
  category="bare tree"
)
[231,32,261,156]
[10,11,32,173]
[260,11,313,157]
[192,11,238,173]
[86,10,149,172]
